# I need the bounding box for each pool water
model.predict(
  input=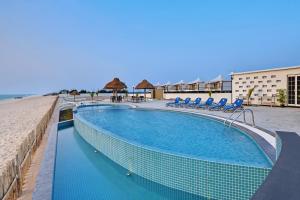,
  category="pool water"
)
[76,105,272,168]
[53,127,203,200]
